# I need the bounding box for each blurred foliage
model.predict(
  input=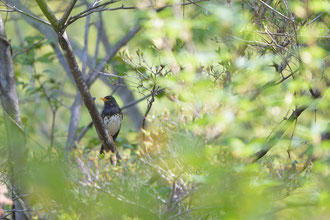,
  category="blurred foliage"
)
[0,0,329,219]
